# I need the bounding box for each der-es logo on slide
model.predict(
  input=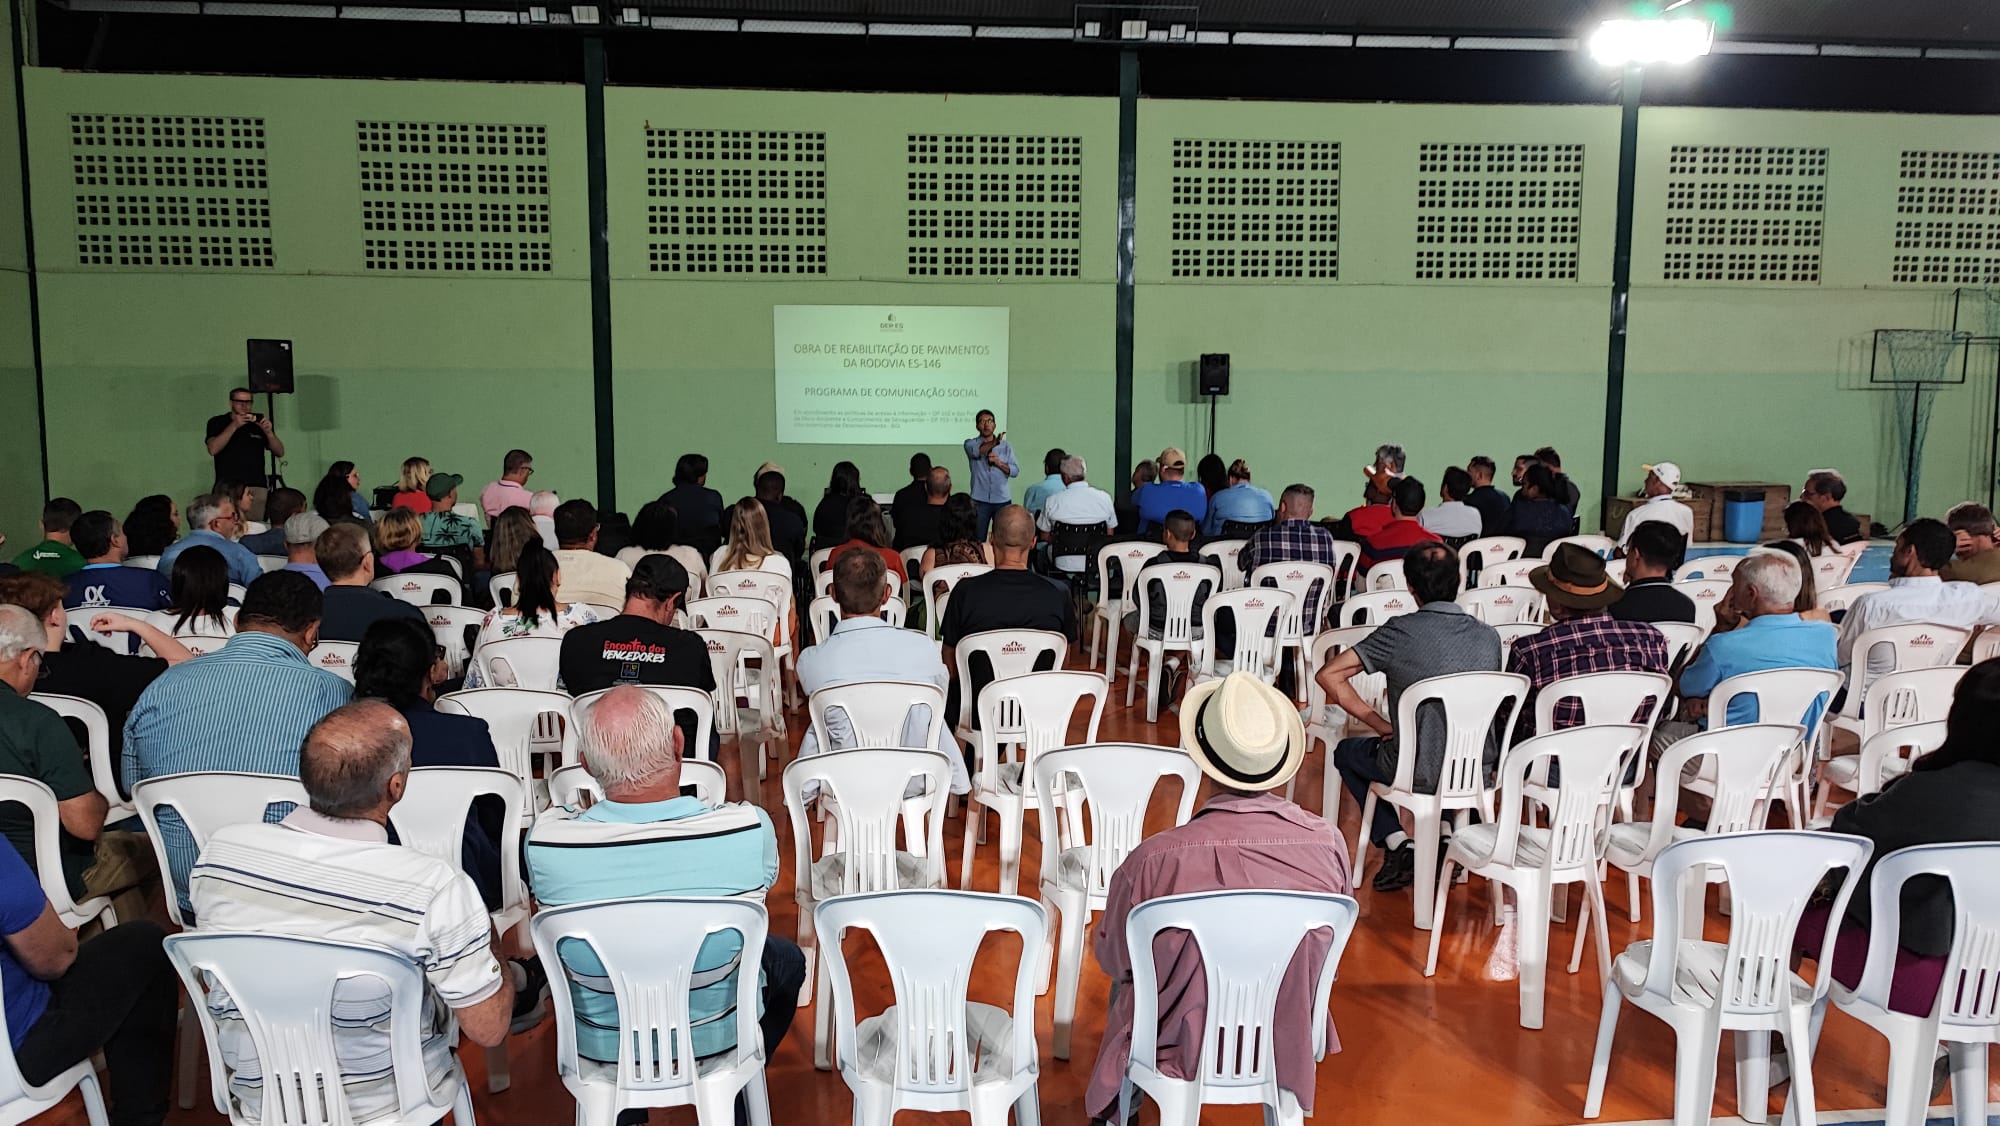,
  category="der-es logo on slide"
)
[879,313,903,333]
